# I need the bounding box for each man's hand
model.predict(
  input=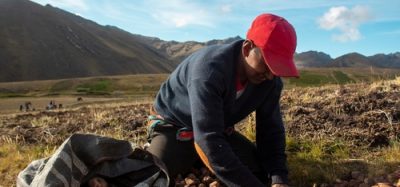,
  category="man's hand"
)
[272,184,289,187]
